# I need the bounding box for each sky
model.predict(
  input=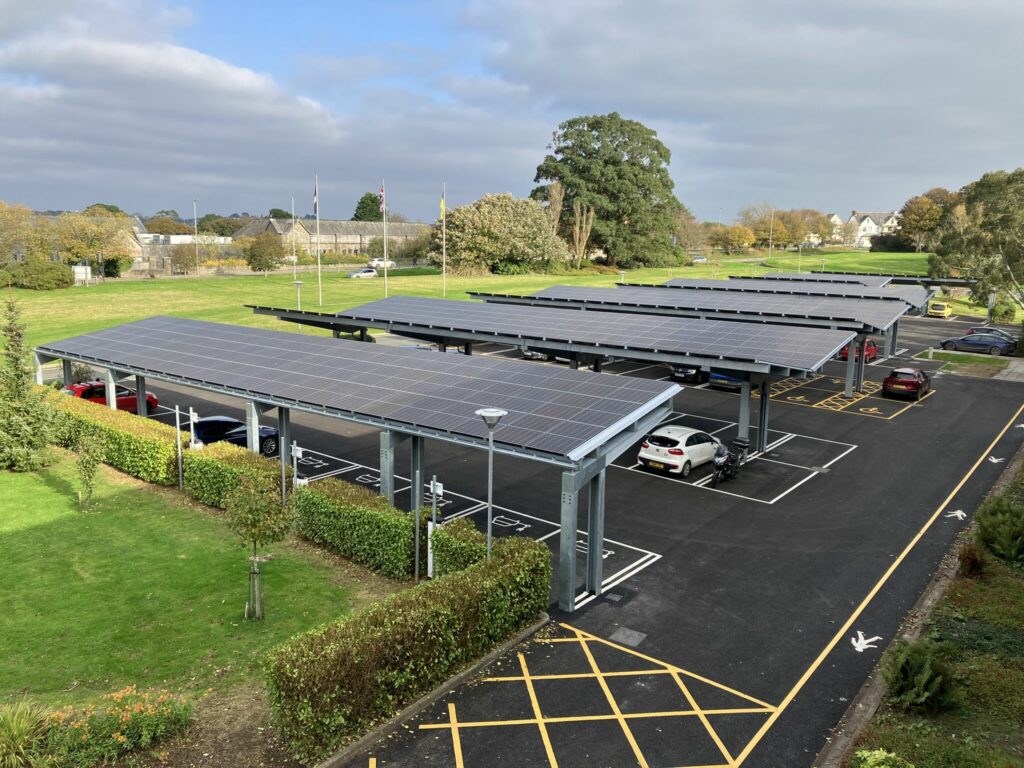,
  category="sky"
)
[0,0,1021,223]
